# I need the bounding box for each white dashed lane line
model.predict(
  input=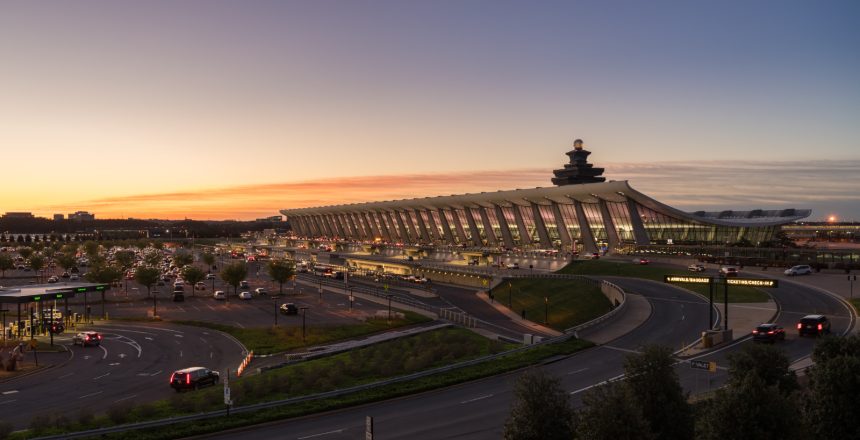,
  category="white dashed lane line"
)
[93,372,111,380]
[79,391,103,399]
